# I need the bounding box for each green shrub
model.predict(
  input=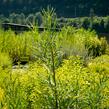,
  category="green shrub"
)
[104,16,109,33]
[58,27,107,60]
[85,37,108,57]
[87,55,109,108]
[56,56,109,108]
[0,55,109,108]
[0,52,12,70]
[0,29,39,63]
[0,25,108,64]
